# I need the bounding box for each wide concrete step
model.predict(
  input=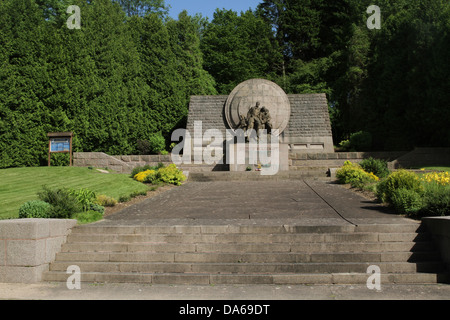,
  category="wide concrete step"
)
[70,223,422,235]
[60,241,436,254]
[66,232,429,244]
[50,261,442,274]
[48,260,445,274]
[45,221,448,285]
[42,270,449,285]
[54,251,442,265]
